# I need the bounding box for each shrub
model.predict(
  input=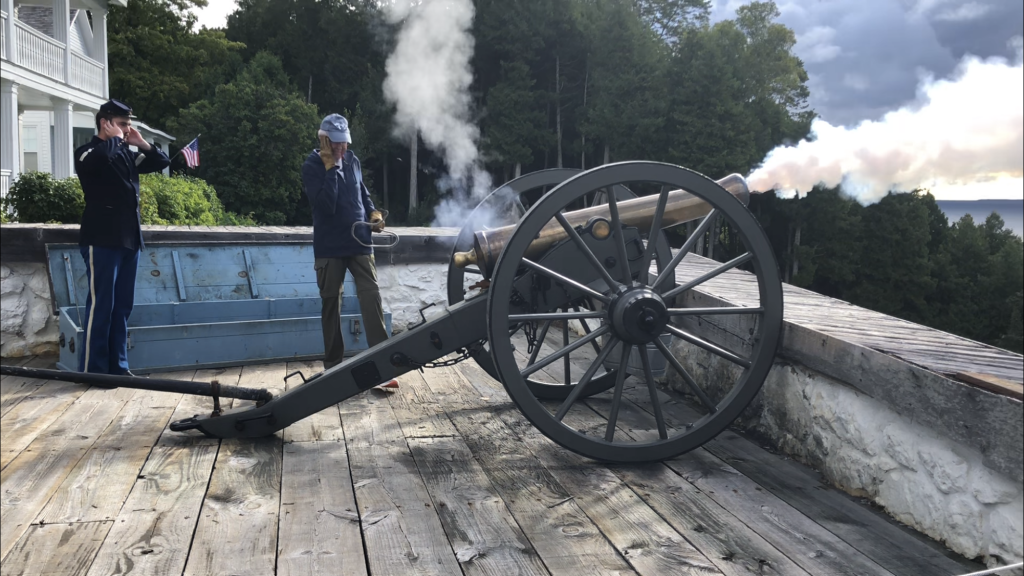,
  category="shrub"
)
[140,173,234,225]
[1,171,85,223]
[0,171,254,226]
